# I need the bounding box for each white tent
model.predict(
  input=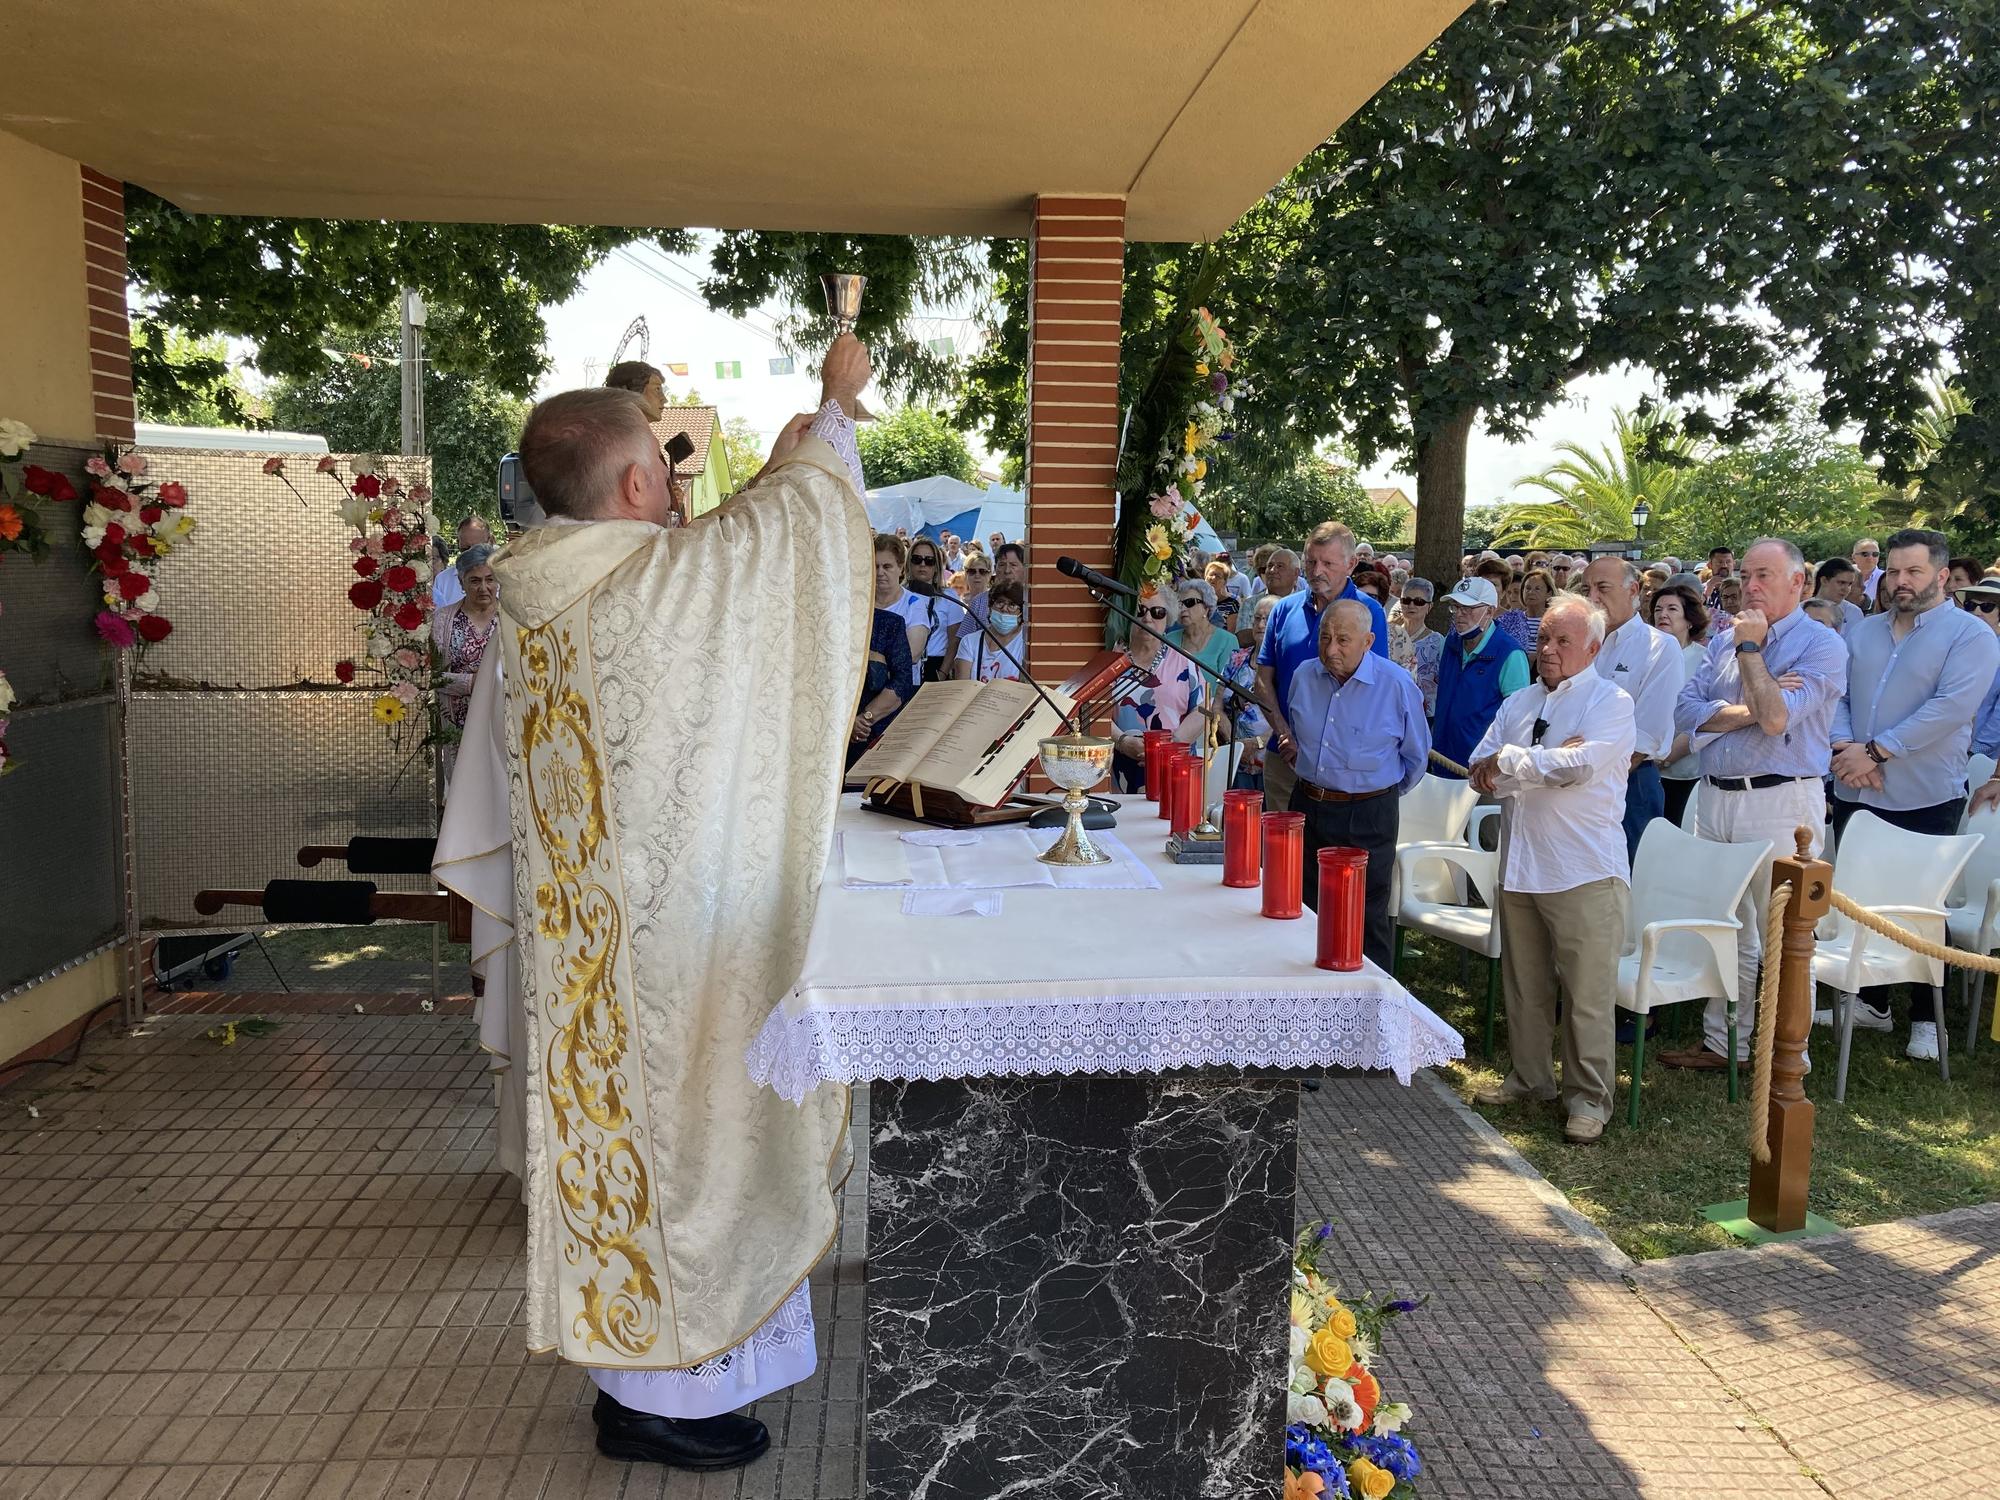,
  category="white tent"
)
[863,475,988,541]
[972,485,1026,546]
